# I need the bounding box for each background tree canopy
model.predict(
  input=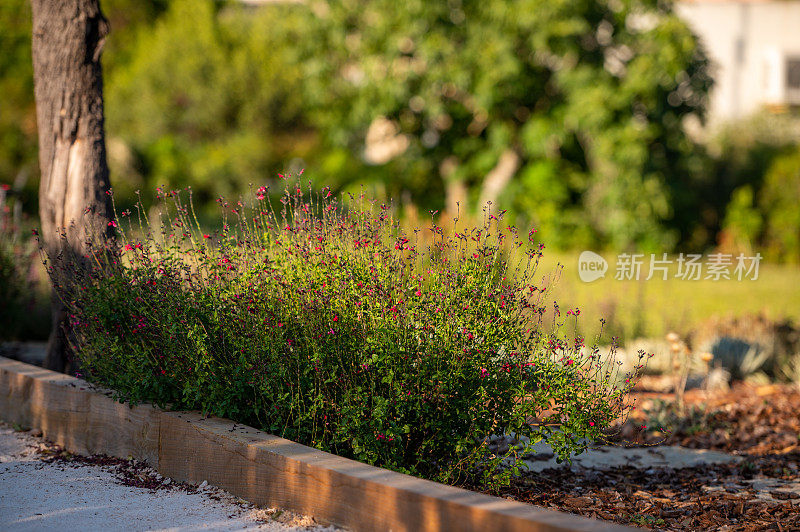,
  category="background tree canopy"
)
[2,0,799,258]
[301,0,713,251]
[105,0,311,212]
